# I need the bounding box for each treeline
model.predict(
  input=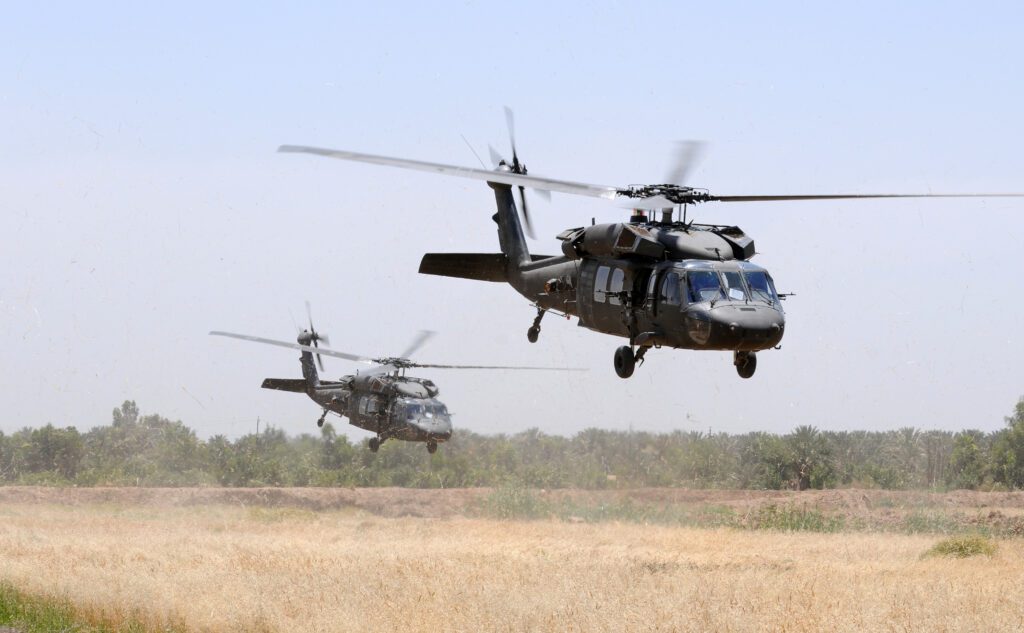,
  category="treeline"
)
[1,399,1023,490]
